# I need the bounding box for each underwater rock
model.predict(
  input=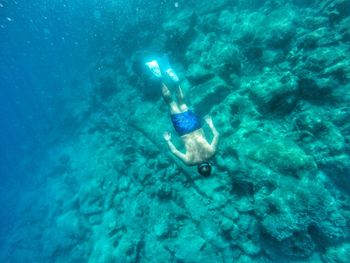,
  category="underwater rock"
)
[189,76,231,116]
[299,113,345,153]
[248,70,299,115]
[186,34,241,79]
[155,183,173,201]
[88,237,116,262]
[317,209,347,242]
[163,10,197,52]
[298,76,337,101]
[144,240,172,262]
[262,212,301,242]
[205,41,241,78]
[280,232,315,259]
[113,232,143,262]
[185,32,215,64]
[321,154,350,191]
[239,238,261,256]
[320,0,350,23]
[170,230,206,262]
[322,242,350,263]
[237,215,261,256]
[248,138,316,177]
[293,108,349,190]
[217,10,236,33]
[118,176,131,192]
[186,63,214,85]
[220,217,235,233]
[298,27,341,49]
[197,13,218,33]
[264,7,297,49]
[153,222,170,239]
[339,17,350,42]
[234,11,266,47]
[55,211,83,238]
[198,218,229,250]
[299,45,349,82]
